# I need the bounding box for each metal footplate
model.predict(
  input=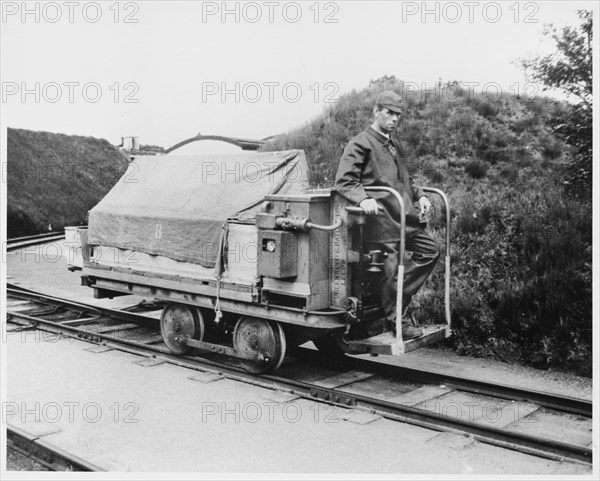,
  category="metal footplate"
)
[346,324,449,355]
[343,186,453,357]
